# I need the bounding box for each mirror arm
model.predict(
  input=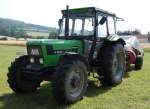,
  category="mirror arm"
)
[106,19,110,36]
